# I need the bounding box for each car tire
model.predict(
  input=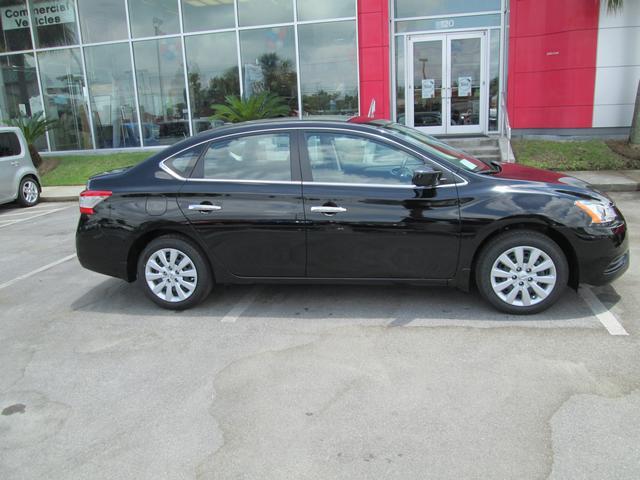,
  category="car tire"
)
[475,231,569,315]
[137,235,212,310]
[17,176,40,207]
